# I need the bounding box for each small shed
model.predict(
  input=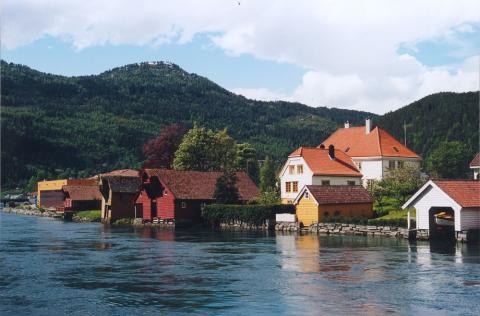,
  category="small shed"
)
[62,185,102,212]
[294,185,373,226]
[402,180,480,240]
[99,175,141,223]
[136,169,260,225]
